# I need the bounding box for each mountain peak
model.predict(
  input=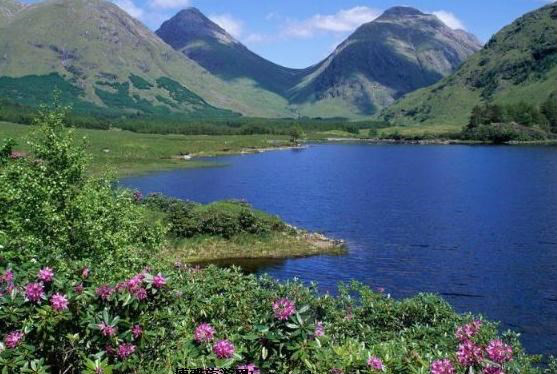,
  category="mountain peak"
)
[156,7,237,49]
[379,6,425,19]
